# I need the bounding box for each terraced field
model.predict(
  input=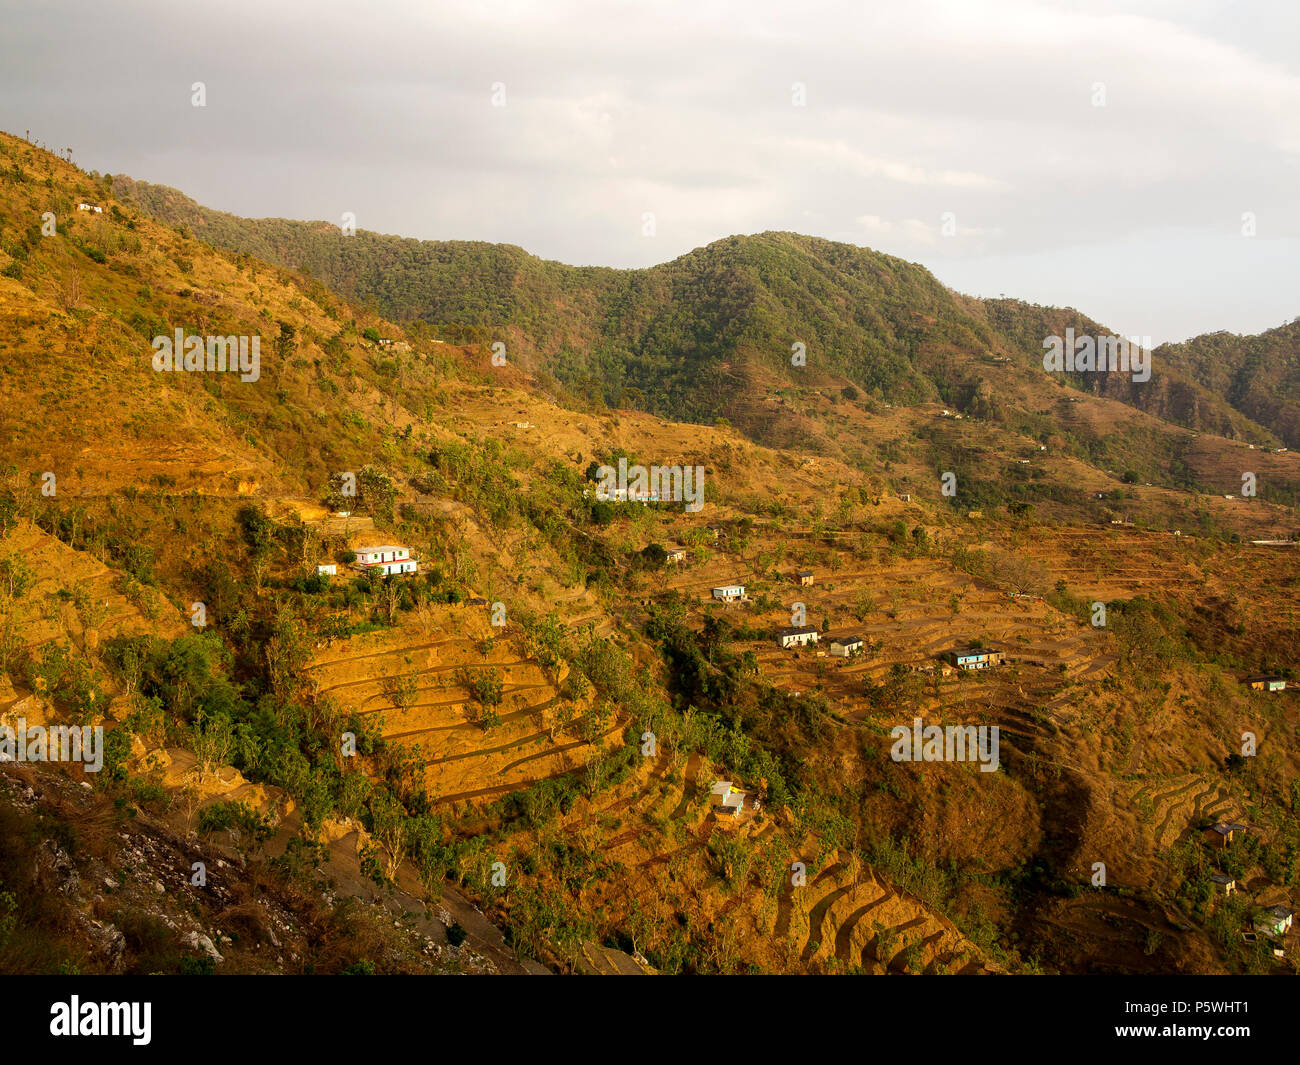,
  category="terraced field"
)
[306,617,621,805]
[0,519,188,723]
